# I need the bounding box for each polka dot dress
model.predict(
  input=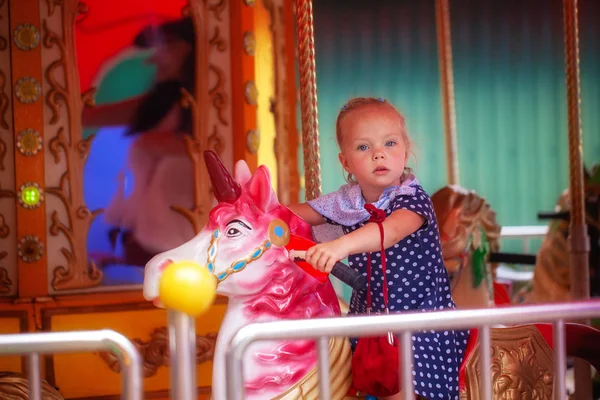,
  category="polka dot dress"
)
[326,184,468,399]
